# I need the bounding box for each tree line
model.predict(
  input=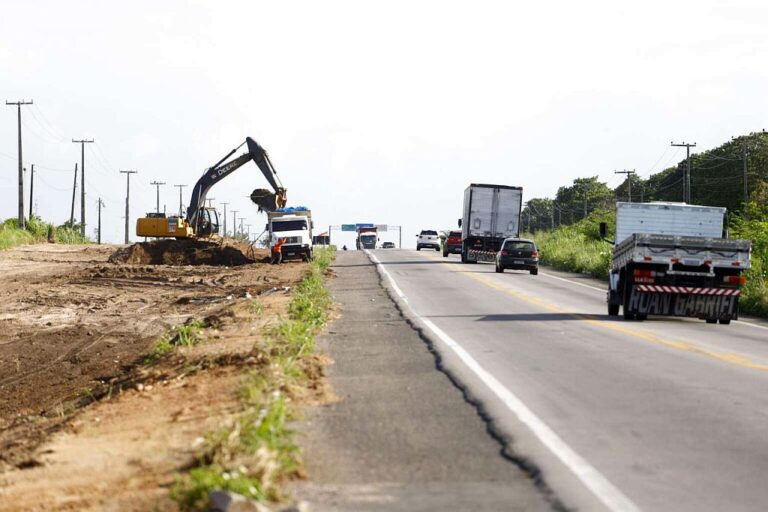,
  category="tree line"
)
[522,131,768,232]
